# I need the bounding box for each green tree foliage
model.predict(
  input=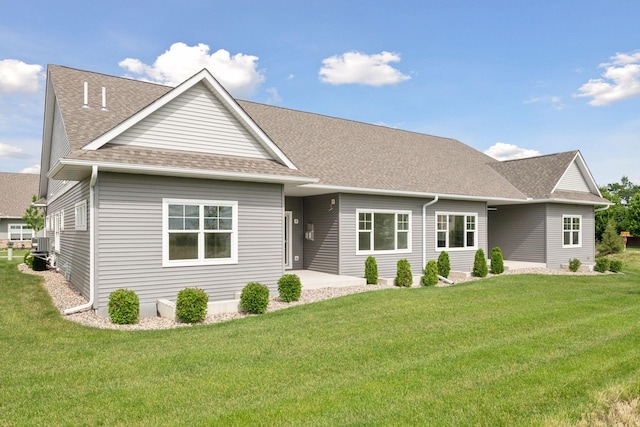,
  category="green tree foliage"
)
[437,251,450,278]
[490,247,504,274]
[595,176,640,240]
[364,256,378,285]
[473,249,488,278]
[597,219,624,256]
[22,195,44,232]
[421,260,439,286]
[607,175,640,205]
[627,195,640,238]
[395,259,413,287]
